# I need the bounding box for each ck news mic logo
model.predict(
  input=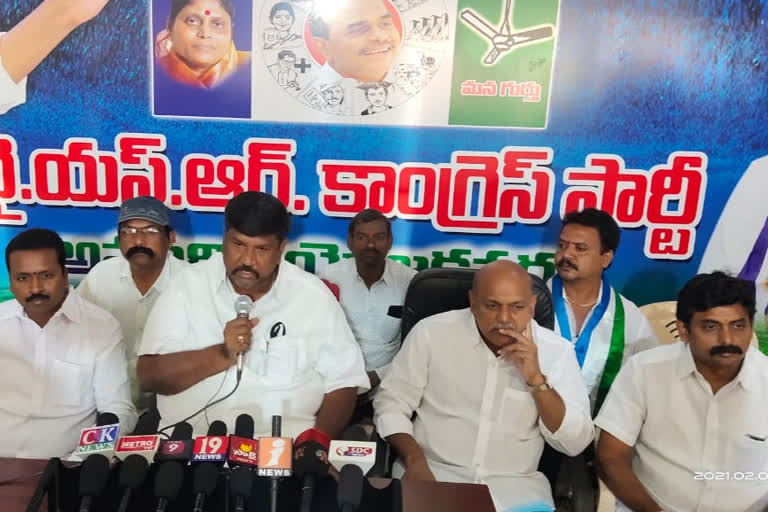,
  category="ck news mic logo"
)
[75,424,120,454]
[257,437,292,477]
